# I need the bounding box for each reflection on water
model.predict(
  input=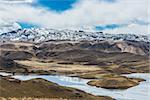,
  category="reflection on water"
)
[0,72,149,100]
